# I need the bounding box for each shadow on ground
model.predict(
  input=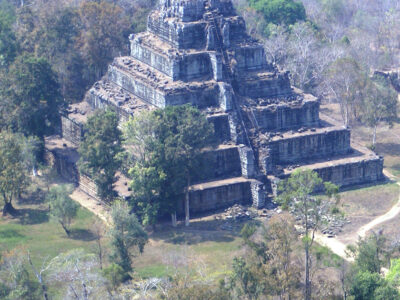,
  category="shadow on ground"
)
[376,142,400,156]
[150,218,260,245]
[68,228,96,241]
[0,228,25,240]
[17,208,49,225]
